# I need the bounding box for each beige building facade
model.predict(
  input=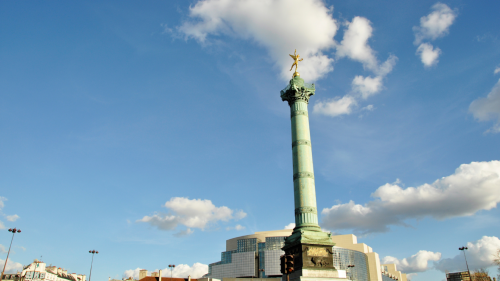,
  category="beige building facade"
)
[206,230,407,281]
